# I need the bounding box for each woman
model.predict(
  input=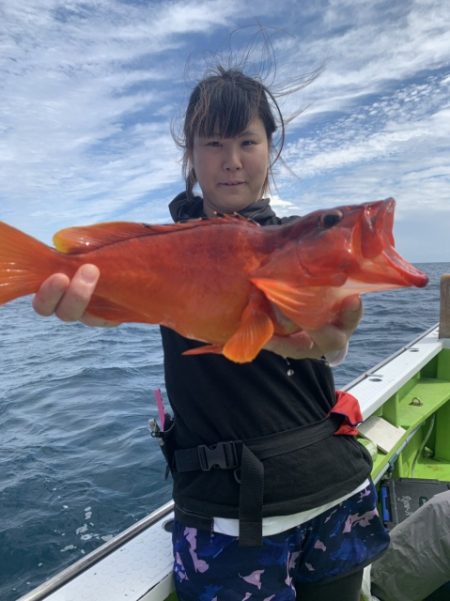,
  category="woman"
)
[33,67,389,600]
